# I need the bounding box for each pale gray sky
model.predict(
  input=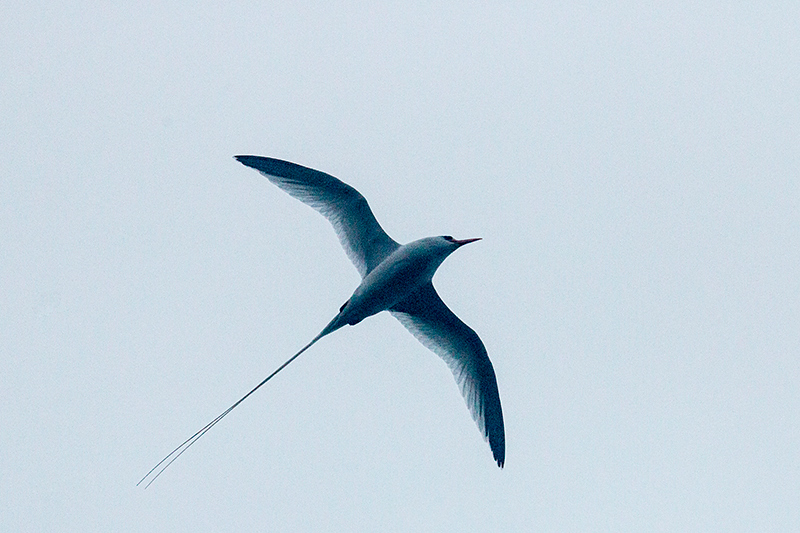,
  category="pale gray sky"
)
[2,2,798,531]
